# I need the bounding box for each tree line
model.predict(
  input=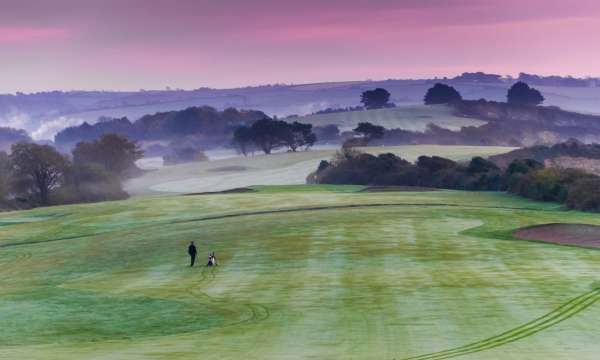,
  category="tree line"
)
[308,148,600,212]
[0,134,142,208]
[423,81,544,106]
